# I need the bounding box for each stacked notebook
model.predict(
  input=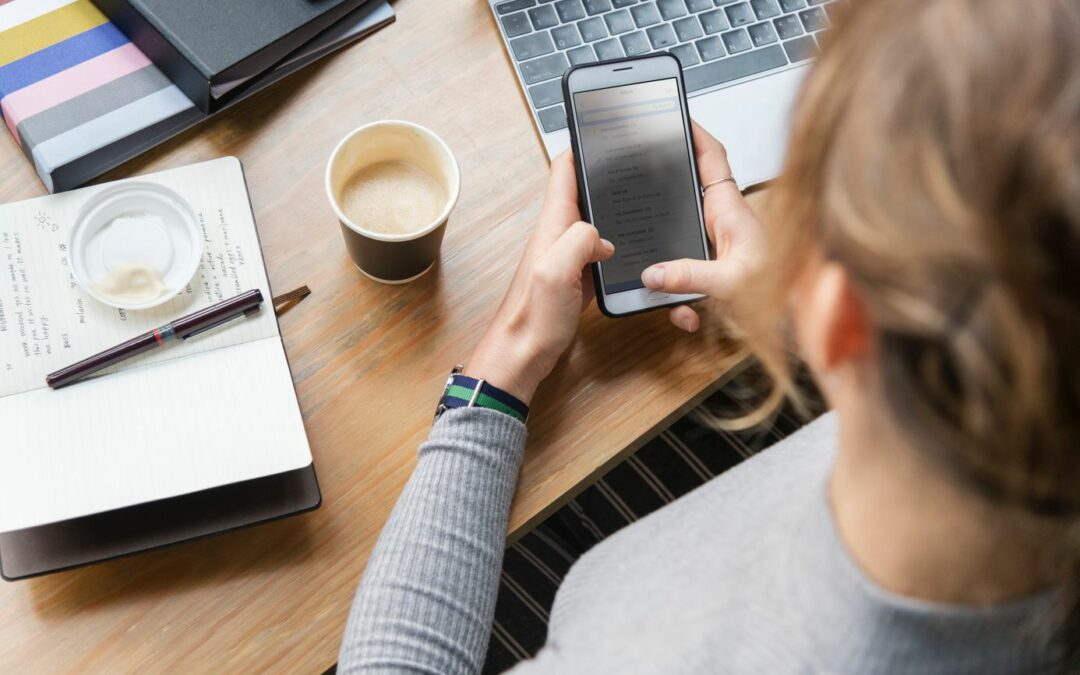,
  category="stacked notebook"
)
[0,157,318,579]
[0,0,394,193]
